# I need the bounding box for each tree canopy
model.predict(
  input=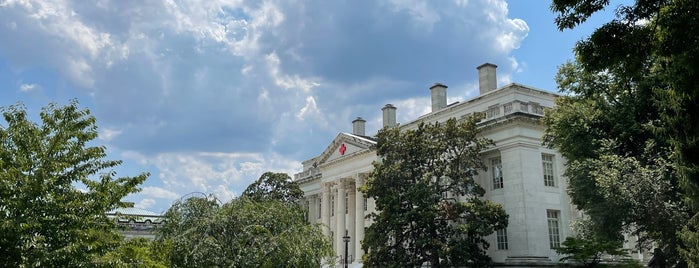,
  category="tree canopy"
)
[362,116,508,268]
[547,0,699,265]
[0,101,148,267]
[242,171,304,203]
[157,173,333,268]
